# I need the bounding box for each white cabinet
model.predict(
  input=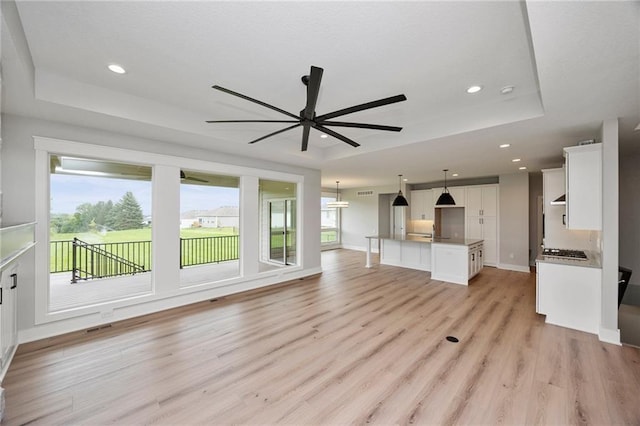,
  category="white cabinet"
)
[410,190,433,220]
[465,185,498,266]
[0,263,18,373]
[432,186,466,207]
[564,143,602,230]
[431,241,483,286]
[536,261,601,334]
[468,241,483,279]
